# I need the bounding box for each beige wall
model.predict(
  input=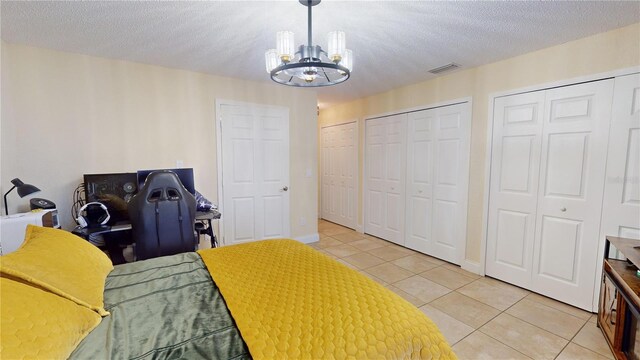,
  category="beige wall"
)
[319,23,640,267]
[1,43,319,239]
